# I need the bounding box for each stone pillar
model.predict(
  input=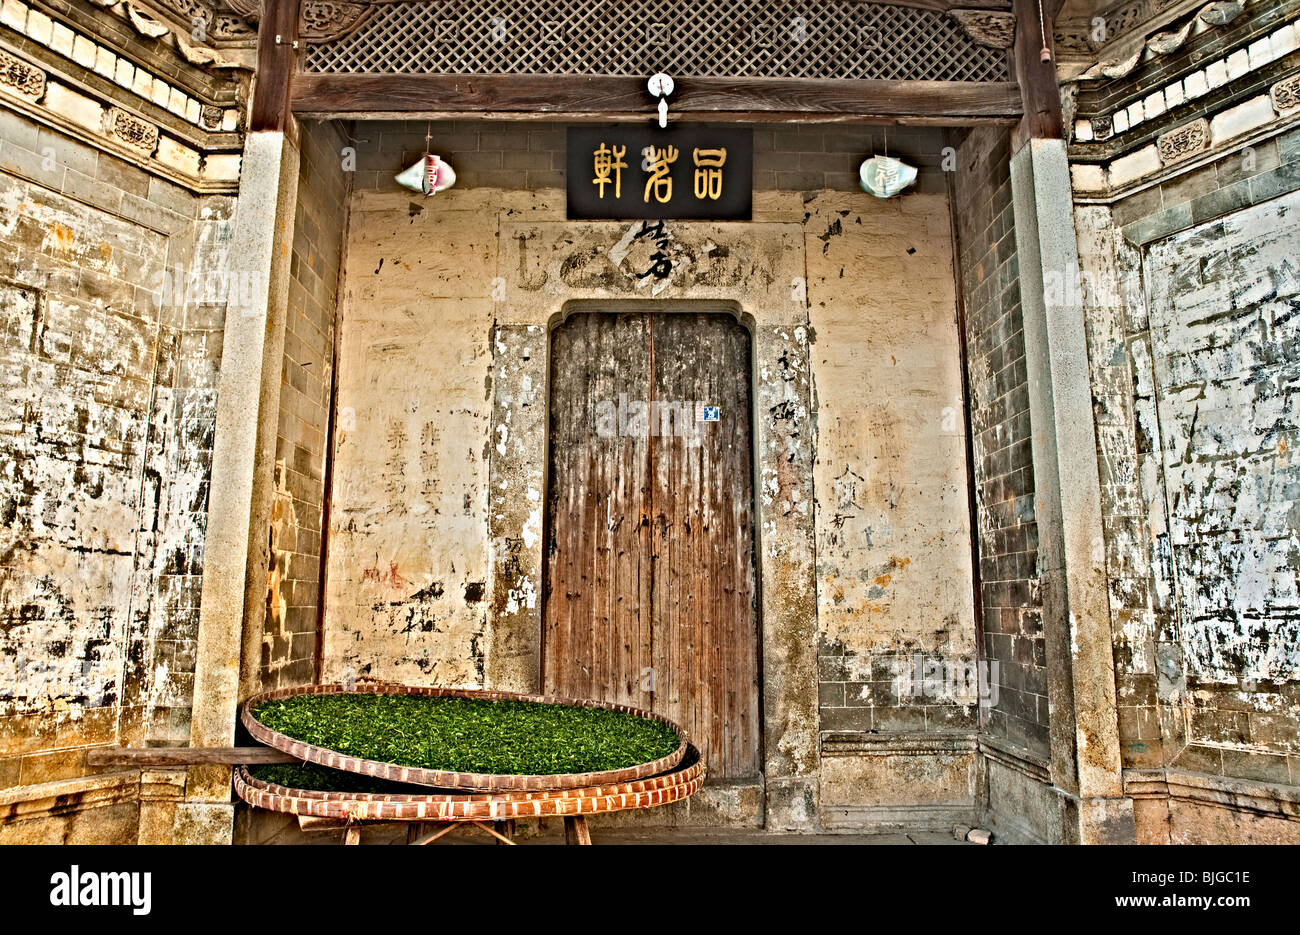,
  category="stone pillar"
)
[1009,139,1135,844]
[184,131,300,843]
